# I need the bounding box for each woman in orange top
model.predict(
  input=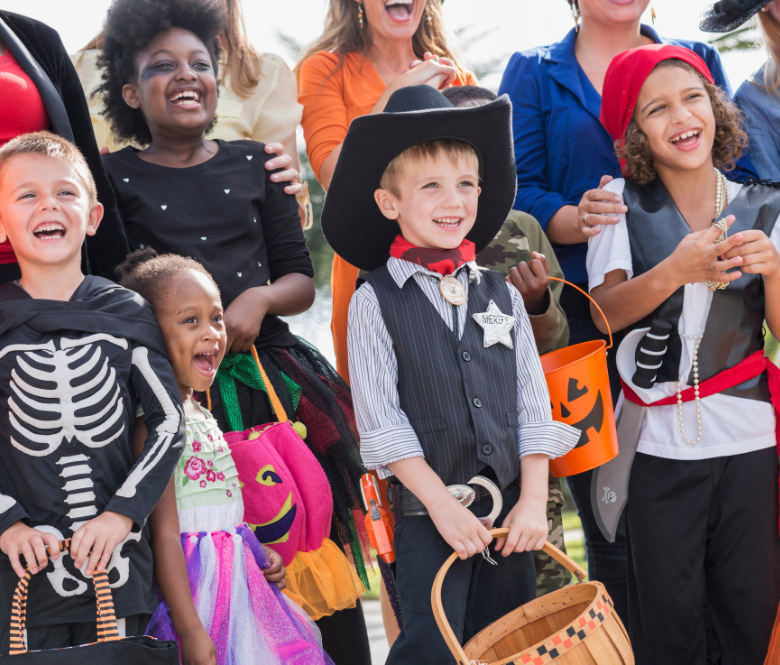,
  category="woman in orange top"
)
[298,0,476,382]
